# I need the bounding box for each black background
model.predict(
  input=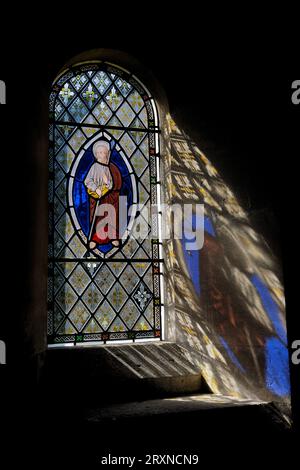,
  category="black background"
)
[0,11,299,463]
